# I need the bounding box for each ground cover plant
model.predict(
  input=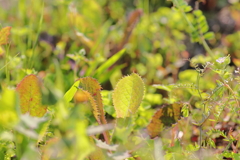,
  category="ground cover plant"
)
[1,0,240,159]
